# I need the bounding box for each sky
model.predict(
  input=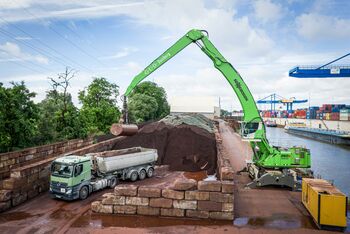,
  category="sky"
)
[0,0,349,111]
